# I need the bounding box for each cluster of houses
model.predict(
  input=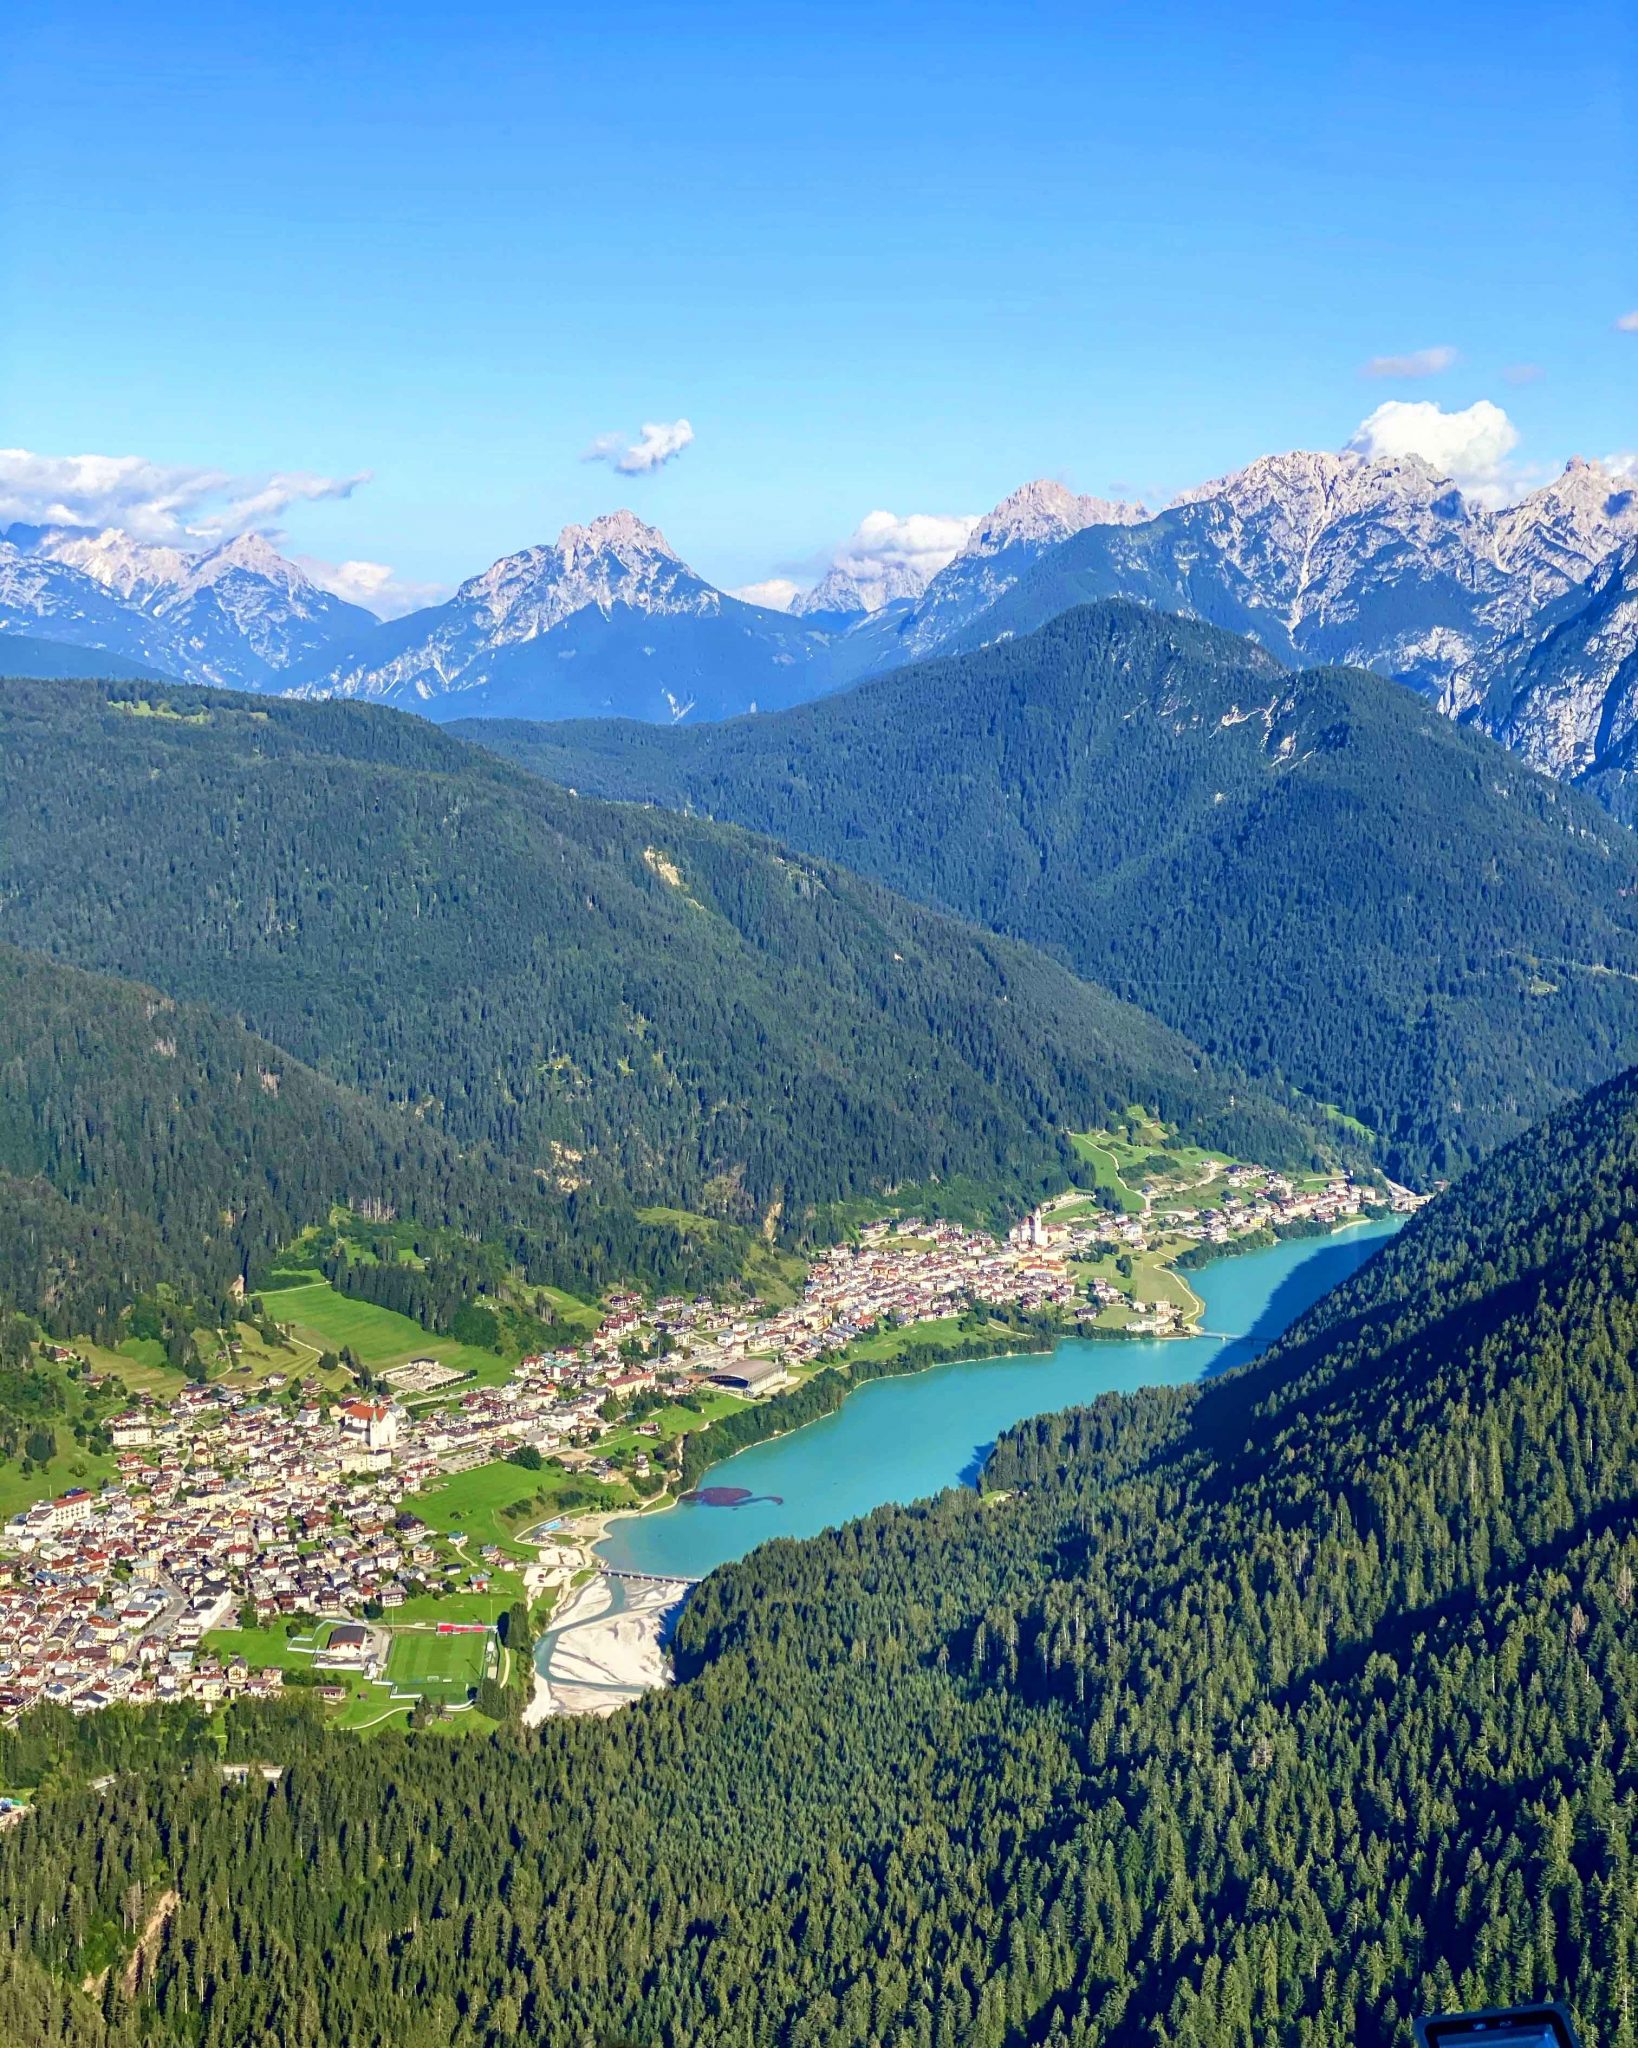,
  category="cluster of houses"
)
[748,1219,1085,1365]
[1164,1166,1389,1243]
[0,1385,471,1719]
[0,1166,1415,1722]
